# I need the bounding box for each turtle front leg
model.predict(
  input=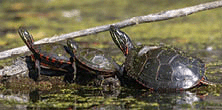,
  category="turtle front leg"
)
[33,59,40,81]
[72,61,77,81]
[98,75,121,91]
[64,61,76,83]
